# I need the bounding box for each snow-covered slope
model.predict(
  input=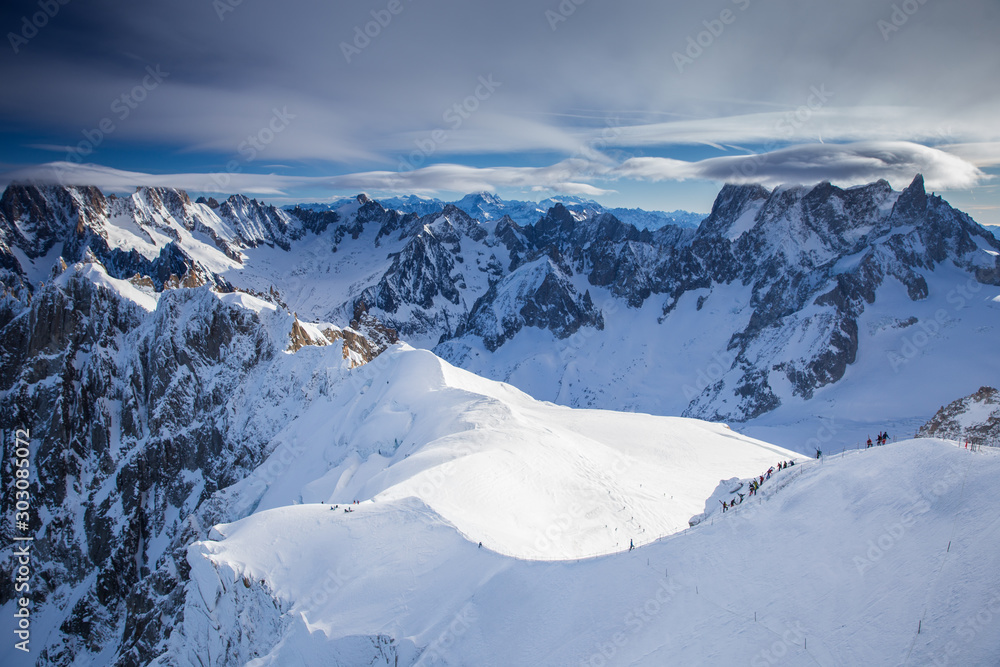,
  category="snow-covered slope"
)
[182,344,799,561]
[164,438,1000,666]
